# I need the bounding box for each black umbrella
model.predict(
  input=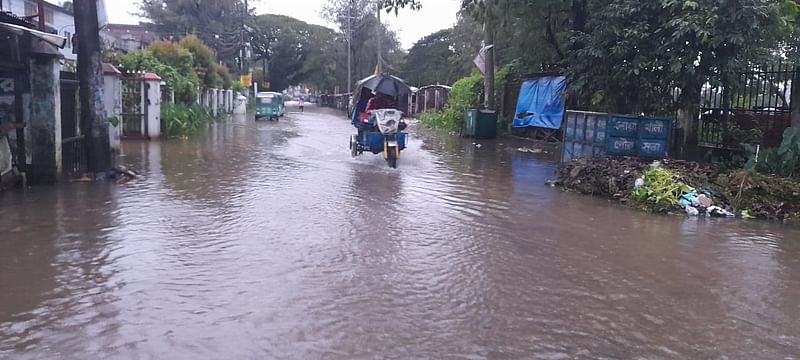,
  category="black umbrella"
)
[357,74,412,97]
